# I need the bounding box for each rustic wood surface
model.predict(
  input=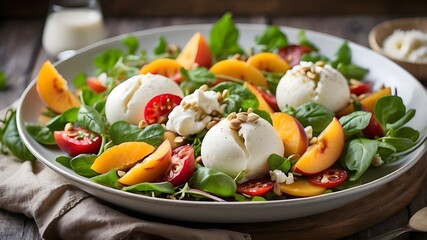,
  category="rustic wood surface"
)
[0,15,426,240]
